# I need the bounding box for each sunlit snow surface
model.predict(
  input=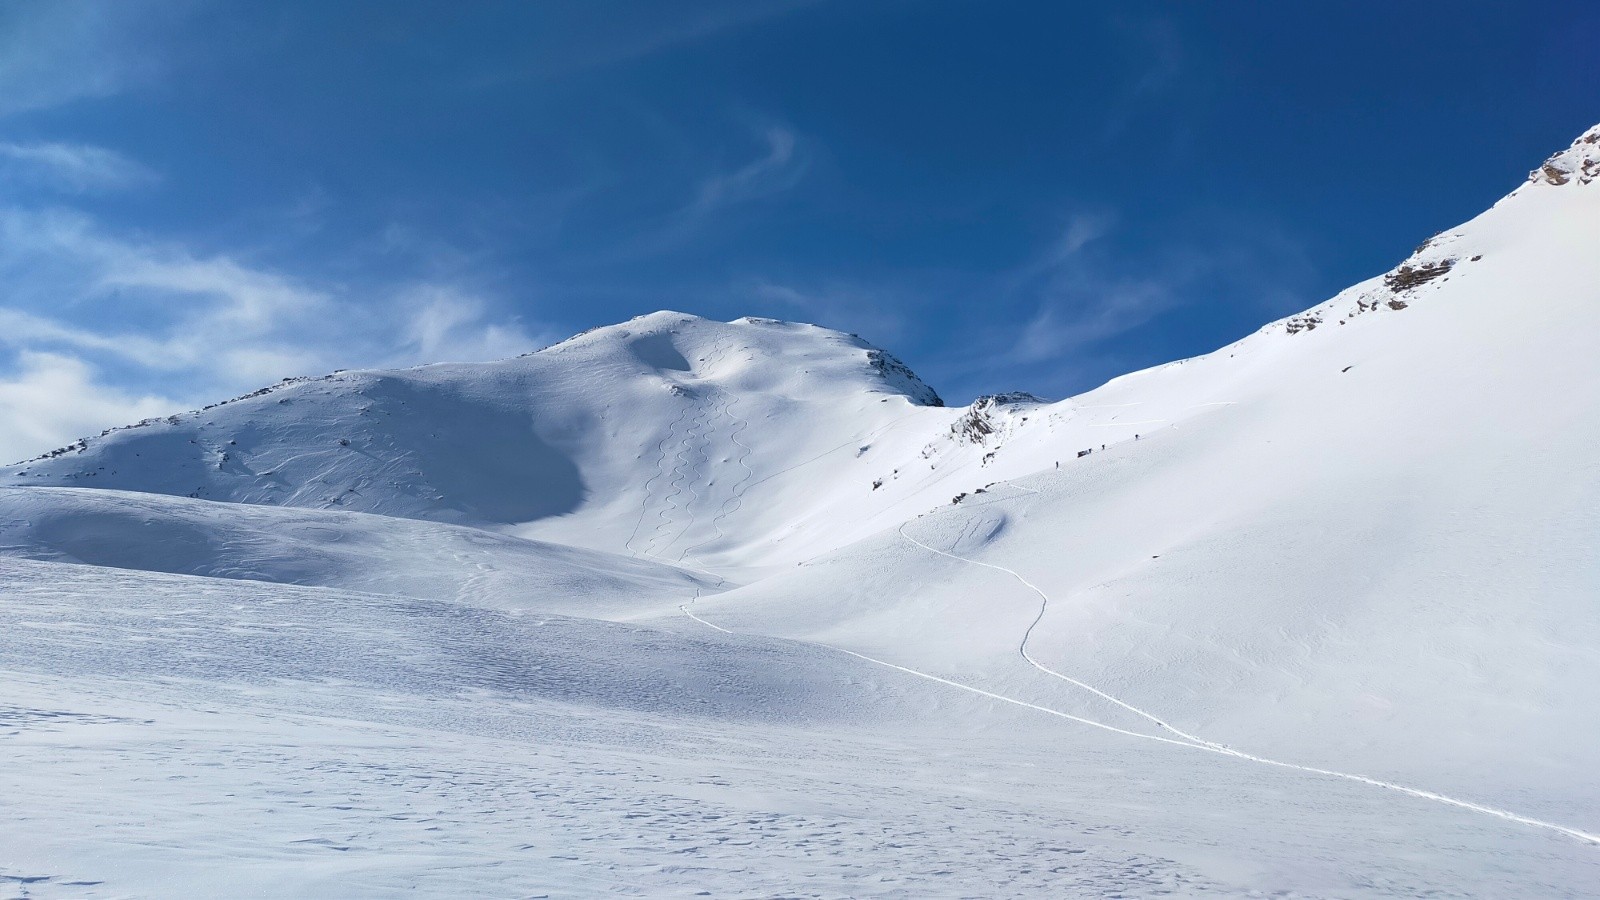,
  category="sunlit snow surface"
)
[6,560,1598,897]
[3,126,1600,896]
